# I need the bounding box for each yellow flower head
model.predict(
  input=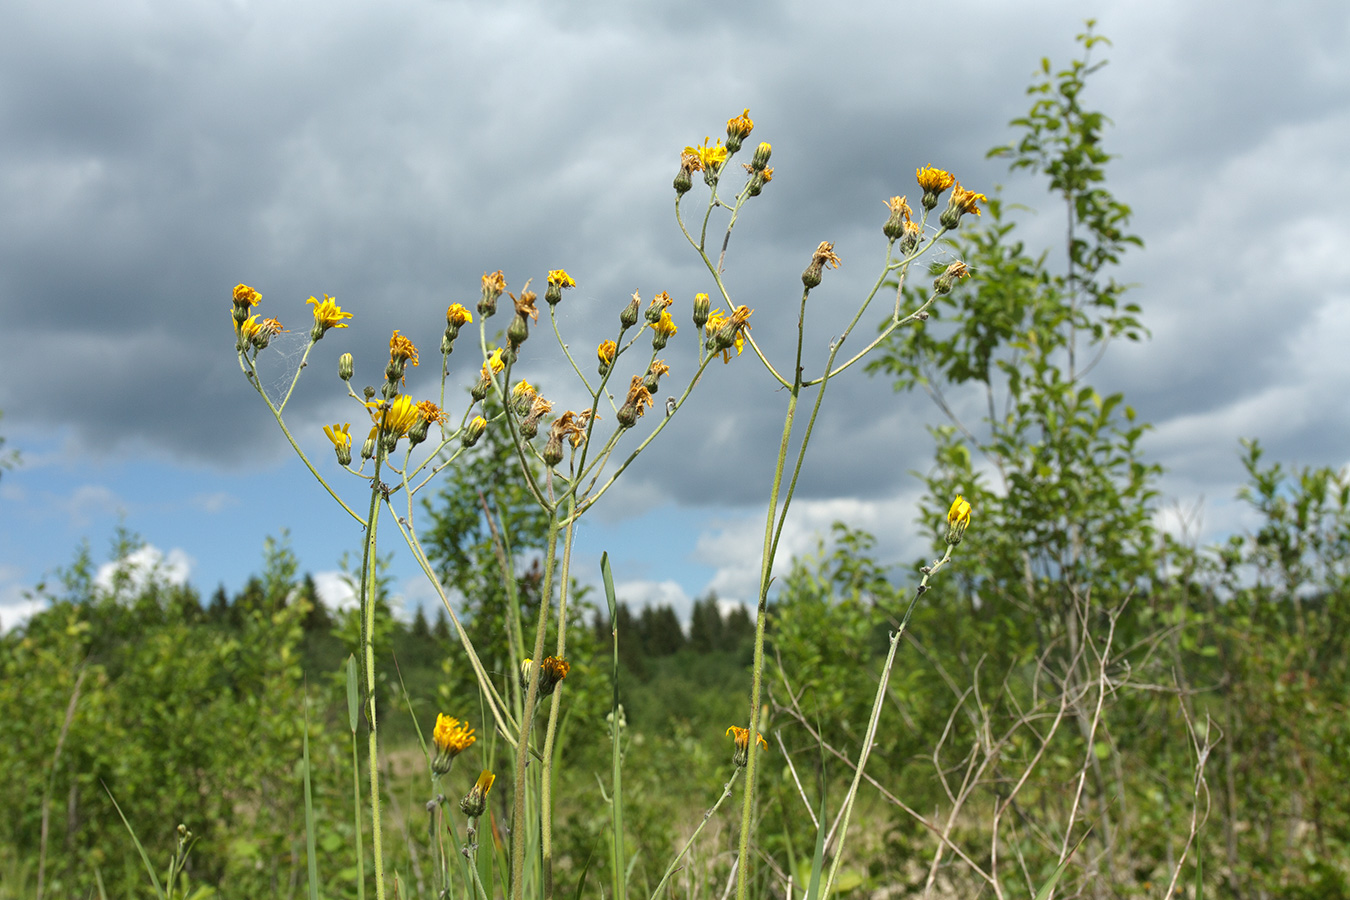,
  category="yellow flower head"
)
[233,283,262,309]
[446,303,473,327]
[367,394,420,437]
[949,183,987,216]
[323,423,352,452]
[597,340,617,367]
[236,313,261,337]
[481,347,505,380]
[308,294,352,332]
[945,495,972,545]
[434,713,475,755]
[653,309,678,339]
[513,380,537,401]
[389,330,420,367]
[916,166,956,194]
[415,400,447,425]
[547,269,576,288]
[705,306,754,363]
[432,713,475,774]
[726,108,754,141]
[727,725,767,766]
[685,137,728,172]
